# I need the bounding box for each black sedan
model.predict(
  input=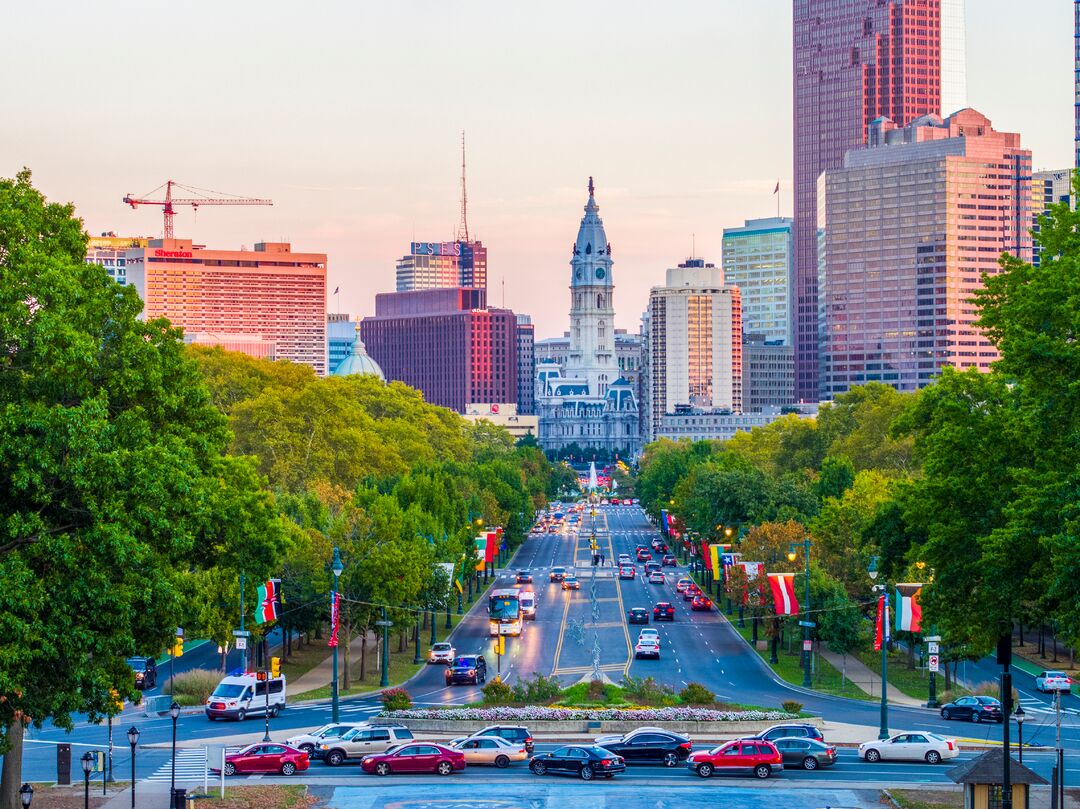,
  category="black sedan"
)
[940,696,1003,723]
[628,607,650,624]
[515,570,533,584]
[530,745,626,780]
[594,729,693,767]
[653,602,675,621]
[772,738,838,770]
